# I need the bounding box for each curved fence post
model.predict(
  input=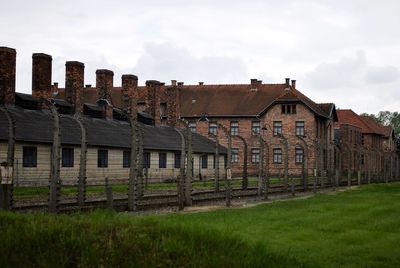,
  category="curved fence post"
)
[234,135,248,190]
[72,113,87,207]
[47,101,61,213]
[296,135,308,191]
[217,123,231,207]
[0,106,15,210]
[209,132,220,192]
[175,128,186,210]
